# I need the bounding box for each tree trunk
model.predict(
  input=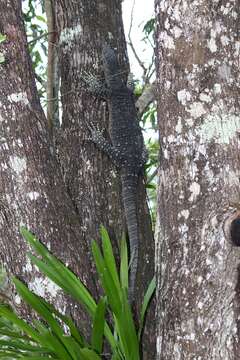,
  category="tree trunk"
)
[54,1,155,356]
[0,0,98,331]
[0,0,155,356]
[155,0,240,358]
